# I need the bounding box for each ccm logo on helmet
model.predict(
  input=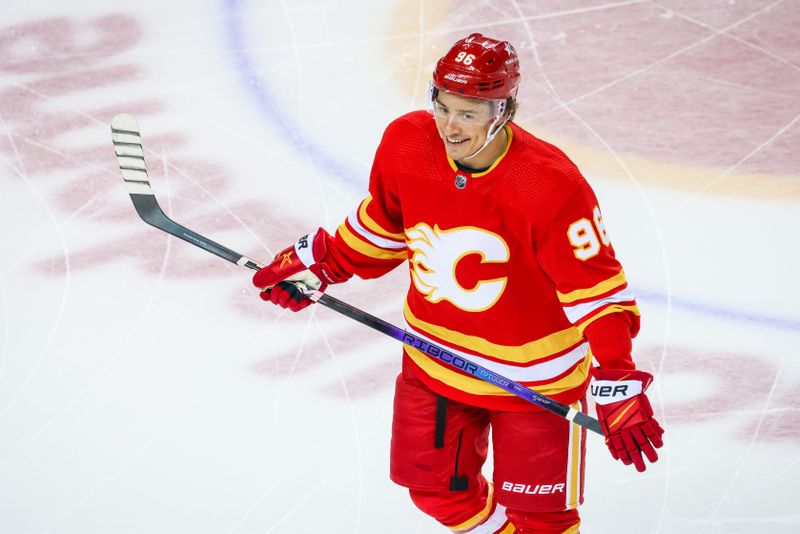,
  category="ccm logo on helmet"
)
[501,482,565,495]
